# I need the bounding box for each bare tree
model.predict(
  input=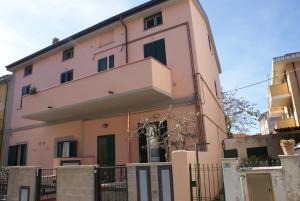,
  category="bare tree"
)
[223,91,260,134]
[131,106,198,161]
